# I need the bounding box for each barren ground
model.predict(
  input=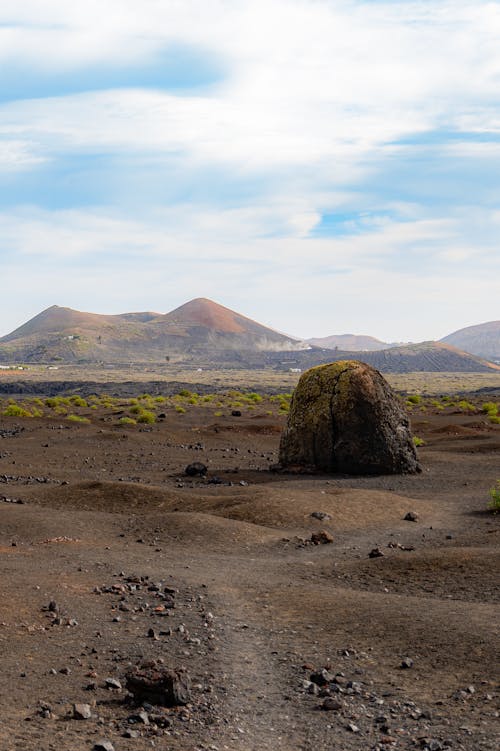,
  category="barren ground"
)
[0,385,498,751]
